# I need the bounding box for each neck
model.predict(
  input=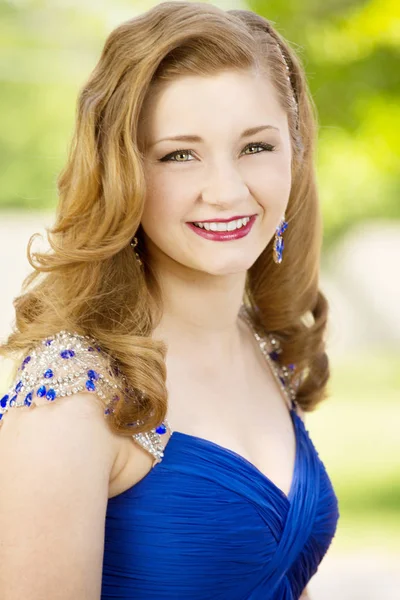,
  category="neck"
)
[151,261,248,361]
